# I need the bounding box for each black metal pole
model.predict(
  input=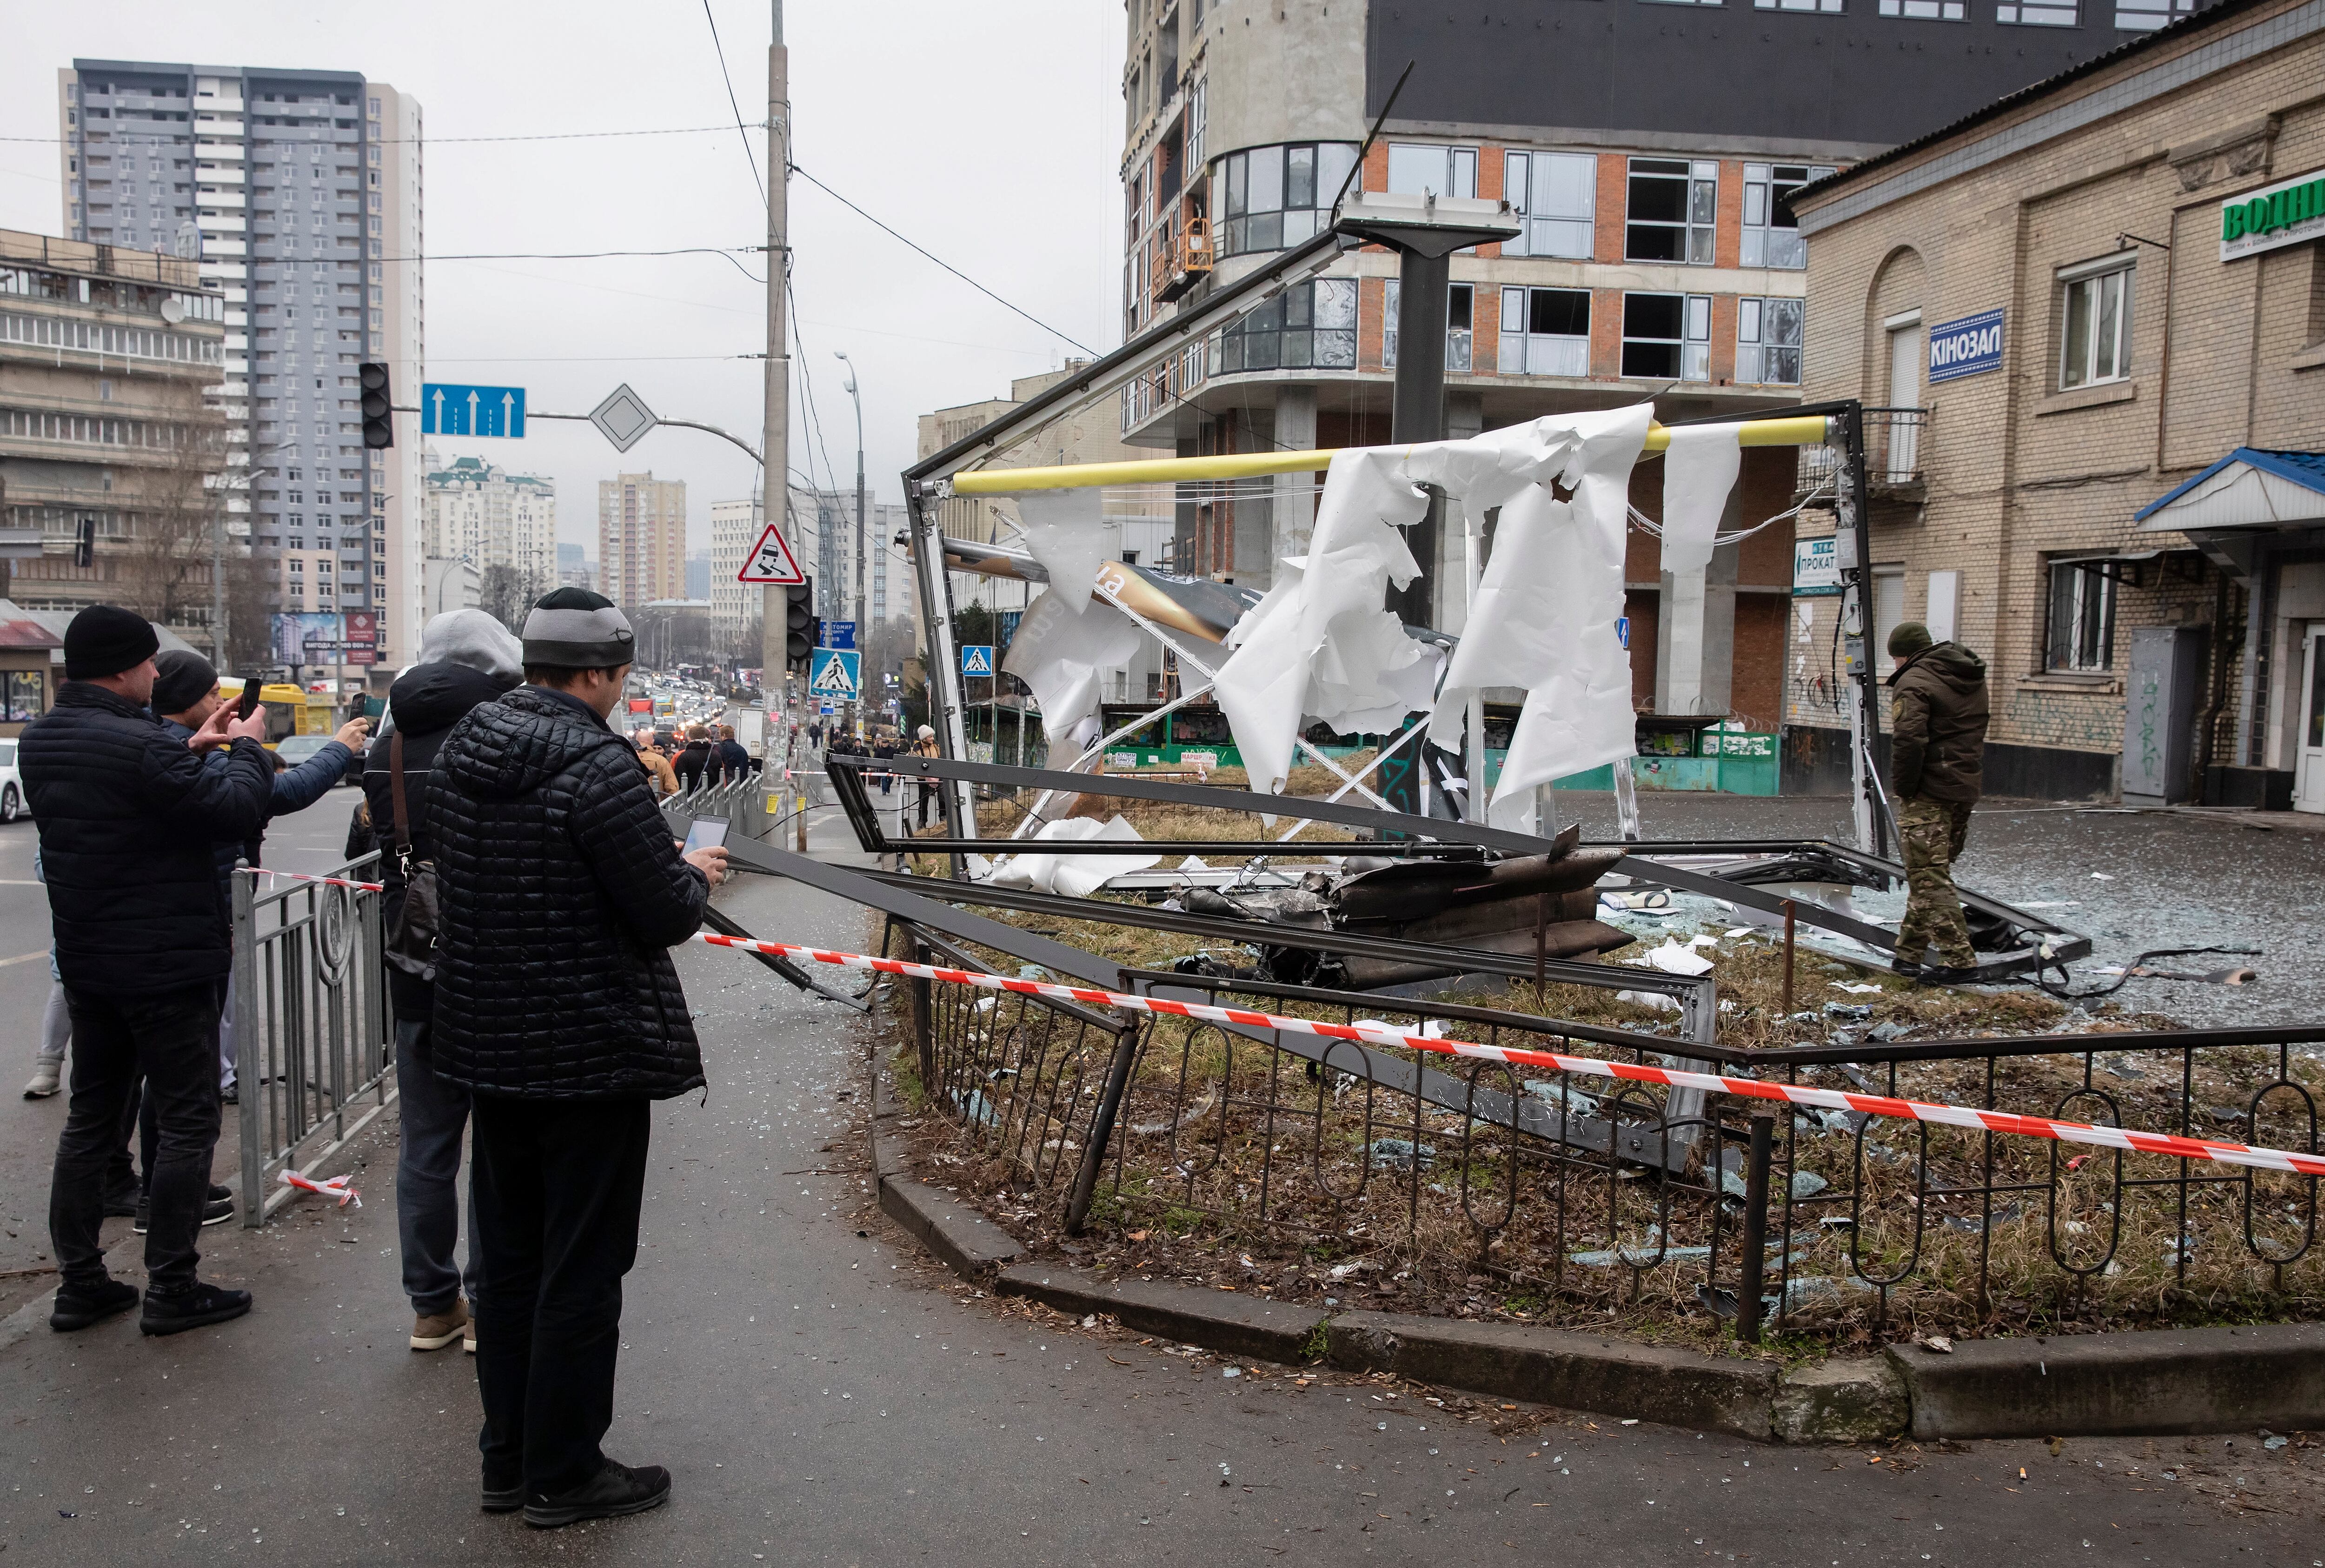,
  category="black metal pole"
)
[1064,1014,1144,1235]
[1840,400,1887,859]
[1388,246,1450,630]
[1736,1111,1775,1343]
